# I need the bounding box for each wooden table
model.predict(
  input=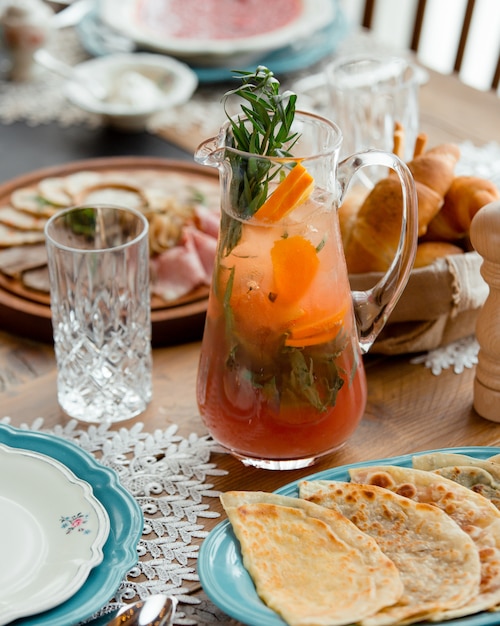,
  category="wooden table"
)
[1,62,500,625]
